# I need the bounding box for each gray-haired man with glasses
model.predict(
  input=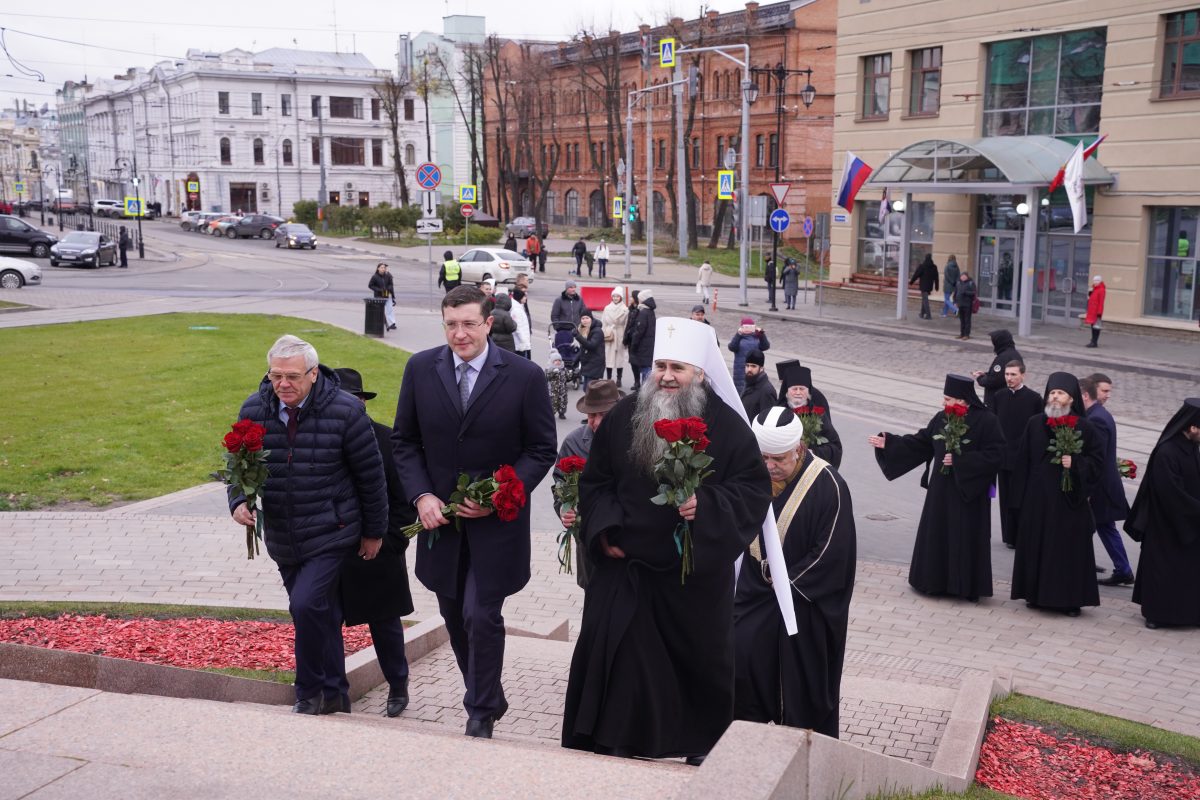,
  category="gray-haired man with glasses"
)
[228,334,388,715]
